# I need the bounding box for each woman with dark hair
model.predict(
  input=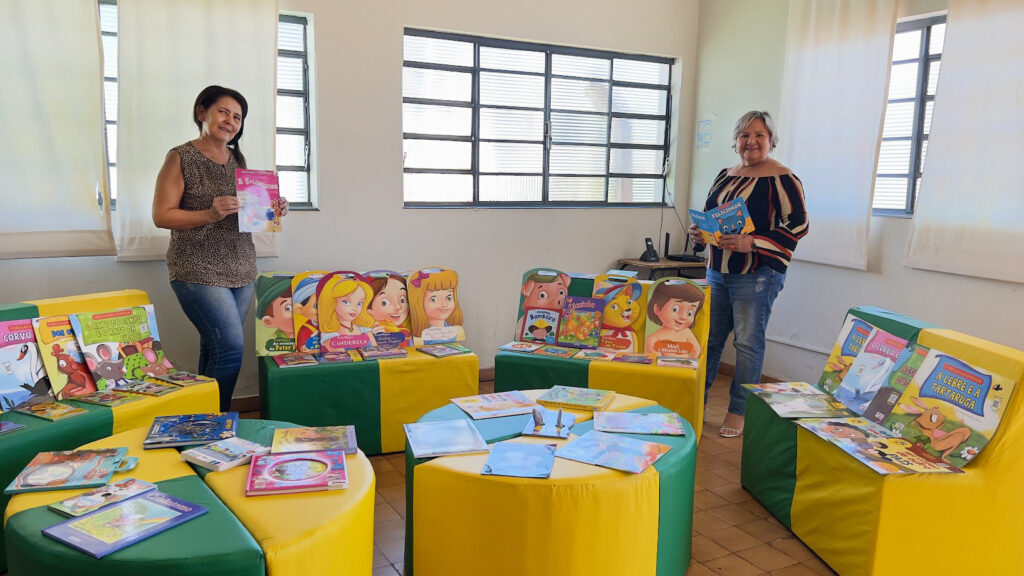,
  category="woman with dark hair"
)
[153,85,288,411]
